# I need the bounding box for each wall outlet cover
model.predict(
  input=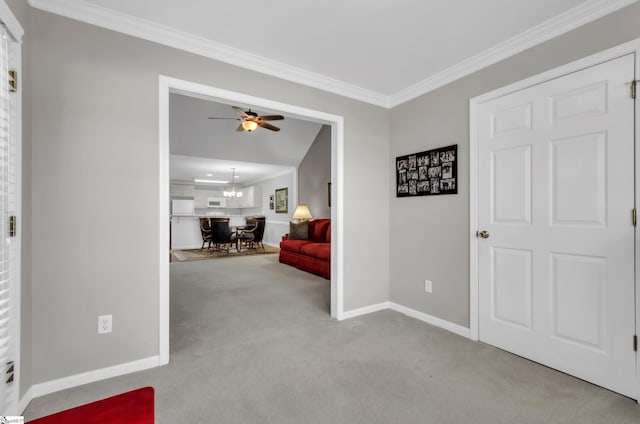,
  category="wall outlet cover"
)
[424,280,433,293]
[98,315,112,334]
